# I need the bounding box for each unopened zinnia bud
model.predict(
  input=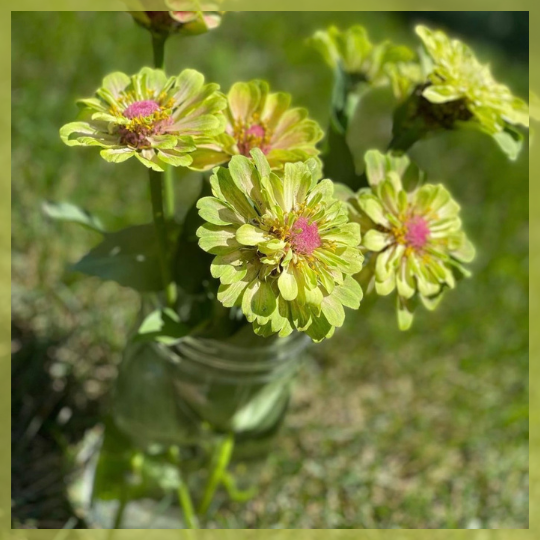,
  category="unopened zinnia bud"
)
[126,0,224,37]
